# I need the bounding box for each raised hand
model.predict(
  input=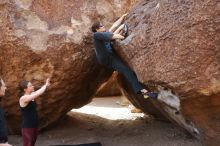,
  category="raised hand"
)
[45,78,50,87]
[122,13,128,18]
